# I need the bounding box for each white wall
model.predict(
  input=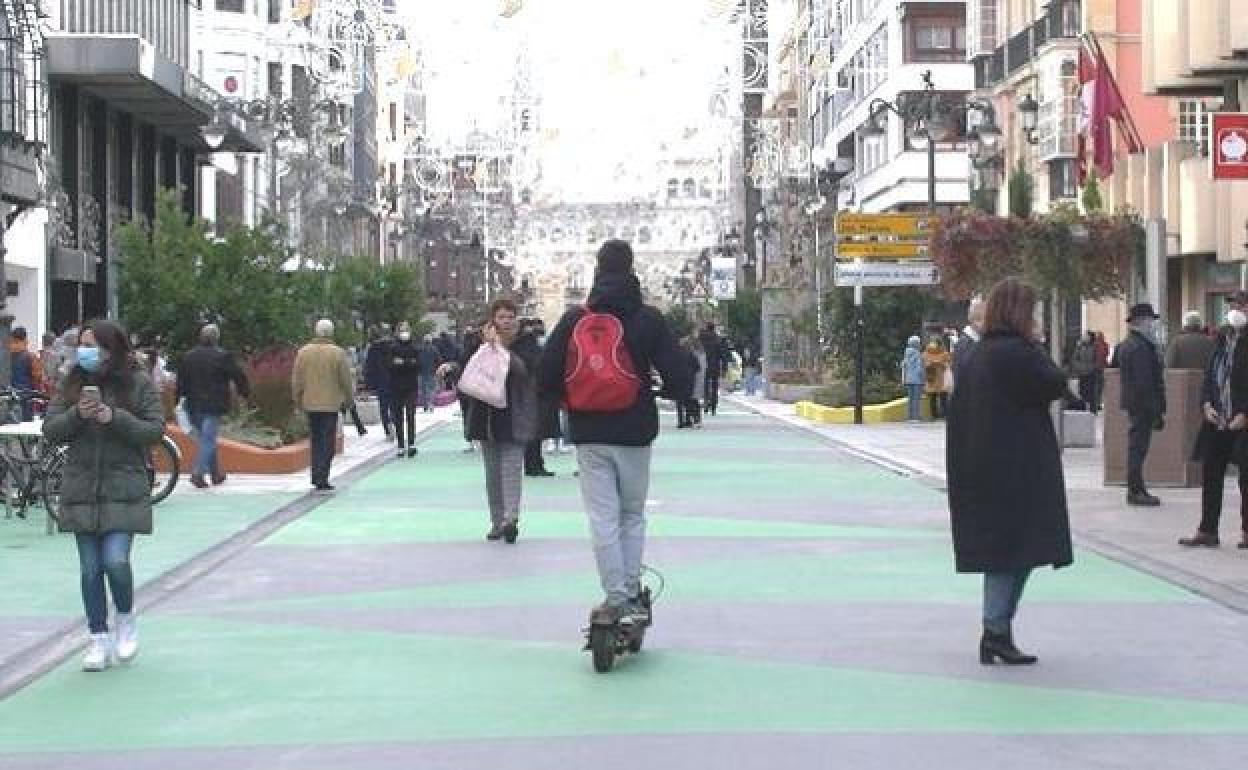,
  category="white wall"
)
[3,208,48,341]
